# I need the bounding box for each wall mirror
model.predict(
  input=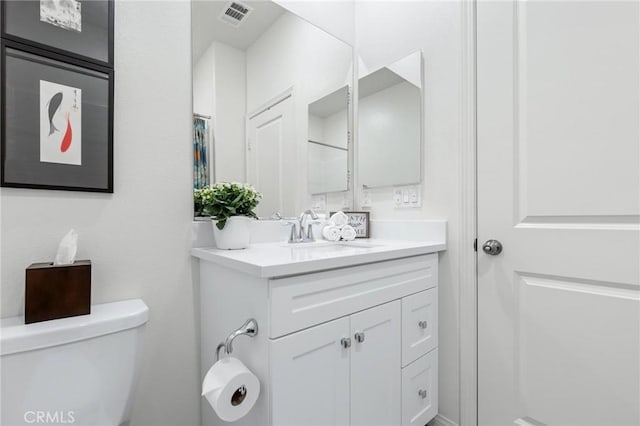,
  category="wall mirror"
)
[357,51,422,188]
[191,0,353,218]
[307,85,350,194]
